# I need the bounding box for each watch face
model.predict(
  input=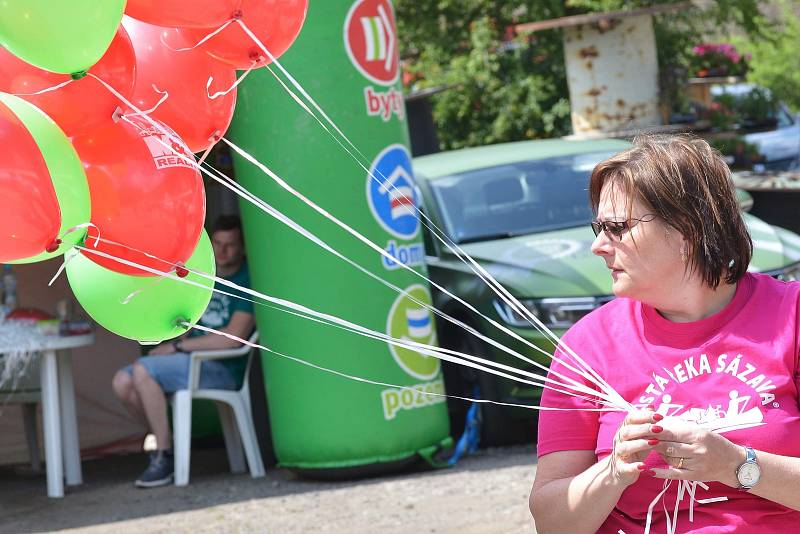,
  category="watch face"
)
[738,462,760,486]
